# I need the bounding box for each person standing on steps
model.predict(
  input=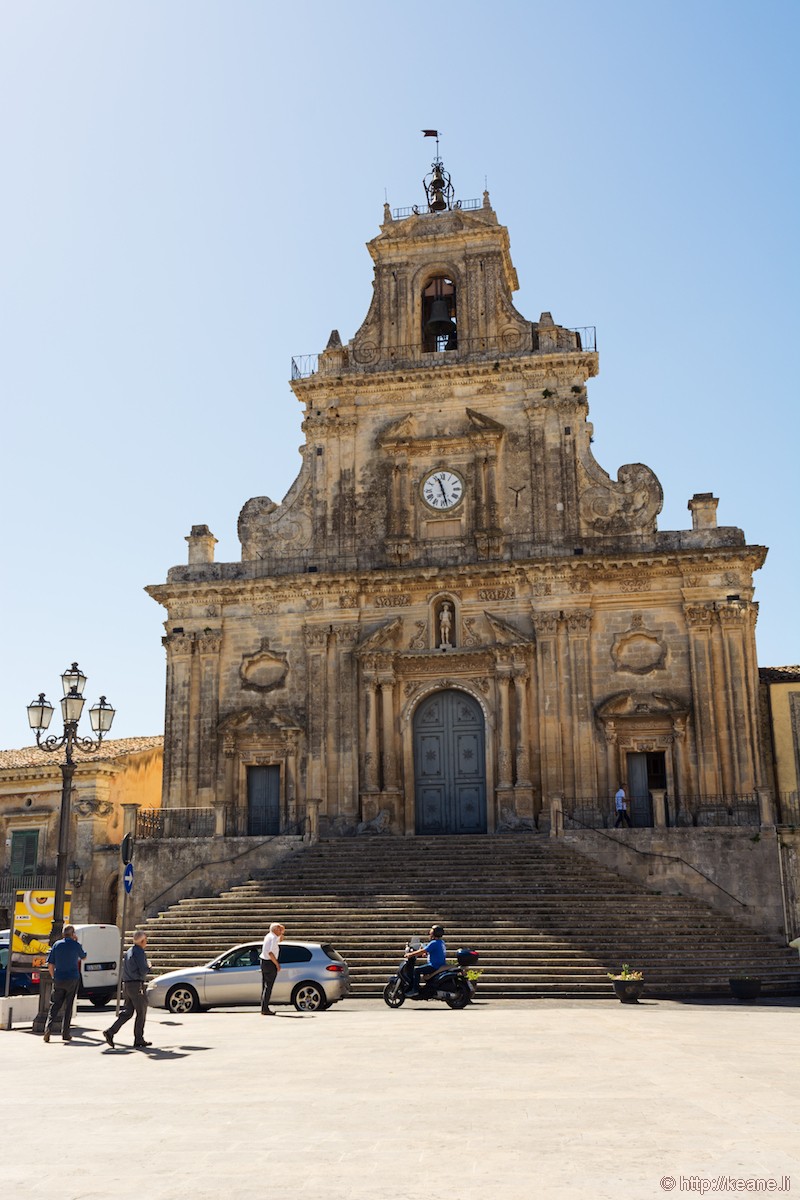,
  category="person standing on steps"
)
[260,922,284,1016]
[104,931,152,1049]
[43,924,86,1043]
[614,784,632,828]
